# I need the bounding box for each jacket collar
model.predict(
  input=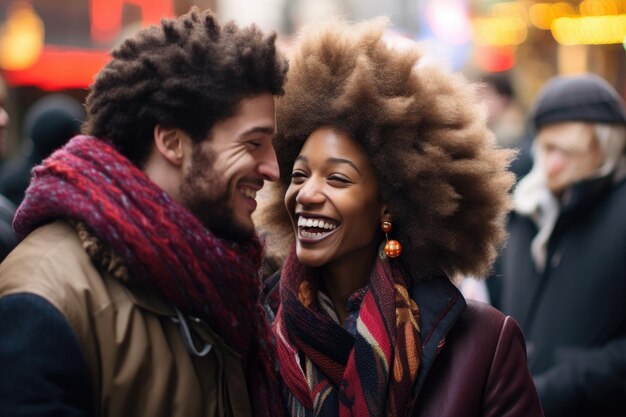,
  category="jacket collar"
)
[410,275,466,399]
